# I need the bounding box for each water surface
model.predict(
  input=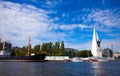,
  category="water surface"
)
[0,60,120,76]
